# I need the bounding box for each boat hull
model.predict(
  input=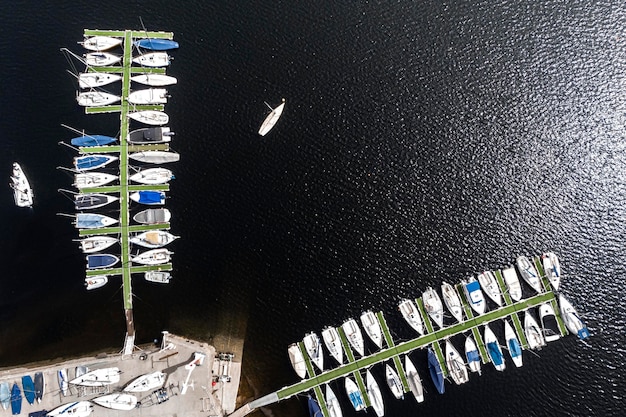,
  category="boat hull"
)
[128,110,169,125]
[539,303,561,342]
[504,320,523,367]
[0,382,9,410]
[134,38,179,51]
[84,52,121,66]
[74,173,117,189]
[365,370,384,417]
[441,282,464,323]
[502,267,523,301]
[34,372,44,403]
[76,92,120,106]
[524,310,546,349]
[303,332,324,371]
[133,208,171,224]
[287,344,307,379]
[258,100,285,136]
[132,52,171,67]
[85,276,108,290]
[341,319,364,357]
[423,287,444,328]
[398,299,425,335]
[464,336,481,373]
[404,355,424,403]
[129,151,180,164]
[79,236,118,253]
[78,73,121,89]
[22,376,35,405]
[517,255,542,293]
[47,401,93,417]
[427,348,445,394]
[69,367,120,386]
[132,249,173,265]
[477,271,503,306]
[93,393,137,410]
[322,326,344,365]
[82,36,122,51]
[11,162,33,208]
[130,190,166,205]
[145,271,172,283]
[131,74,178,86]
[484,325,506,371]
[360,310,384,349]
[445,340,469,385]
[542,252,561,291]
[345,377,365,412]
[558,294,590,340]
[128,88,168,105]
